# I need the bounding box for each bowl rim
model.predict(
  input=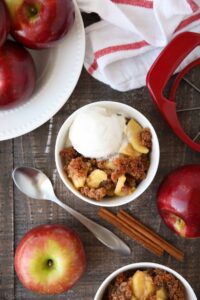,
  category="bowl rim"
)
[55,101,160,207]
[94,262,197,300]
